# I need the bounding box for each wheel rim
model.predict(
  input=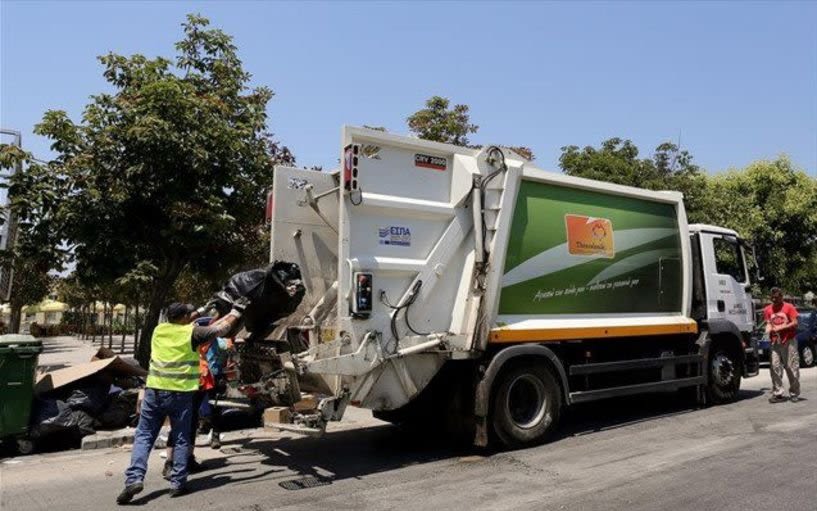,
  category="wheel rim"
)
[505,374,547,429]
[17,439,33,454]
[711,353,736,387]
[803,347,815,367]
